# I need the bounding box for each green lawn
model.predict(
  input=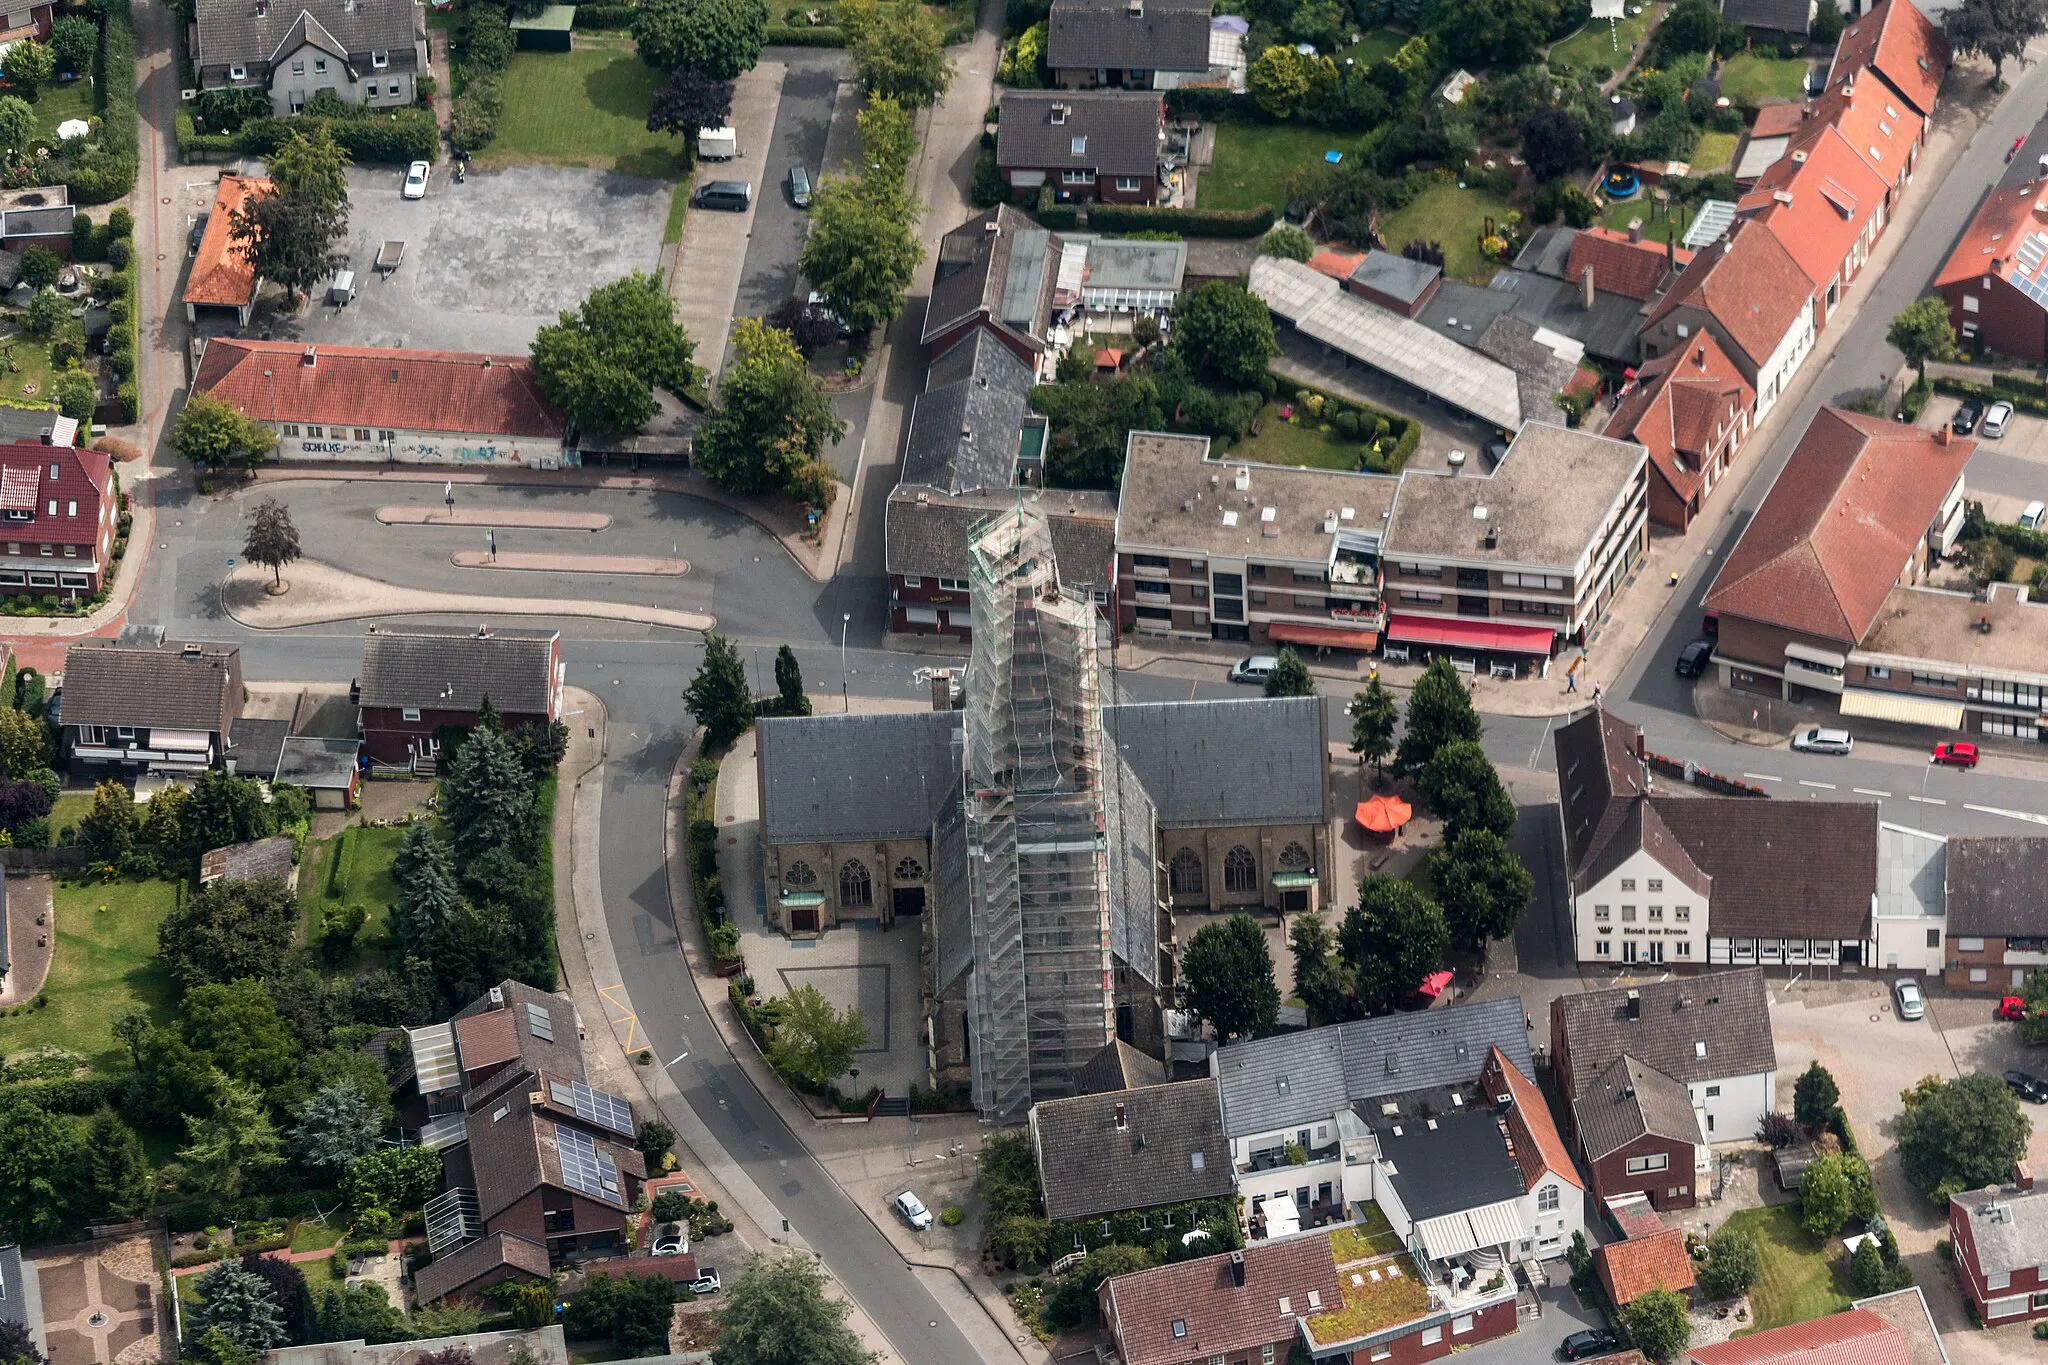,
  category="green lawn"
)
[1228,402,1375,471]
[0,333,58,407]
[304,824,408,958]
[49,791,93,843]
[1378,183,1513,283]
[0,877,181,1070]
[1548,3,1654,74]
[1720,1205,1854,1335]
[1201,122,1350,213]
[664,182,689,244]
[1692,130,1738,170]
[32,79,95,143]
[1334,26,1405,65]
[1599,193,1691,247]
[1720,53,1810,104]
[484,47,688,179]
